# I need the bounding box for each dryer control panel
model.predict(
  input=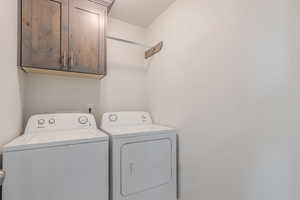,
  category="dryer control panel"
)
[25,113,97,134]
[101,112,153,128]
